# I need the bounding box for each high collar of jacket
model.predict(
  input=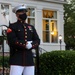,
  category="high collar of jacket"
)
[17,20,26,24]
